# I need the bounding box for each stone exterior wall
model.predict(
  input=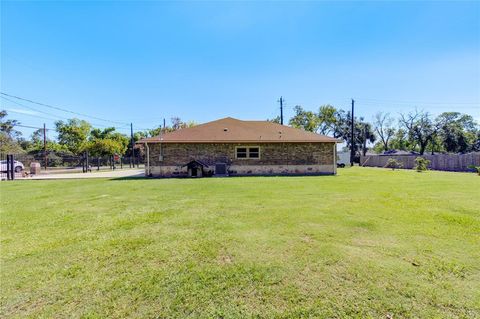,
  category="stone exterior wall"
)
[147,142,336,177]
